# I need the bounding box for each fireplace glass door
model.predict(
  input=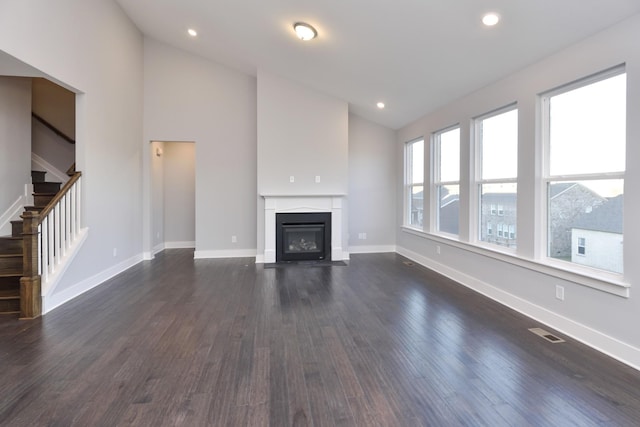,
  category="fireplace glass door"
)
[276,212,331,262]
